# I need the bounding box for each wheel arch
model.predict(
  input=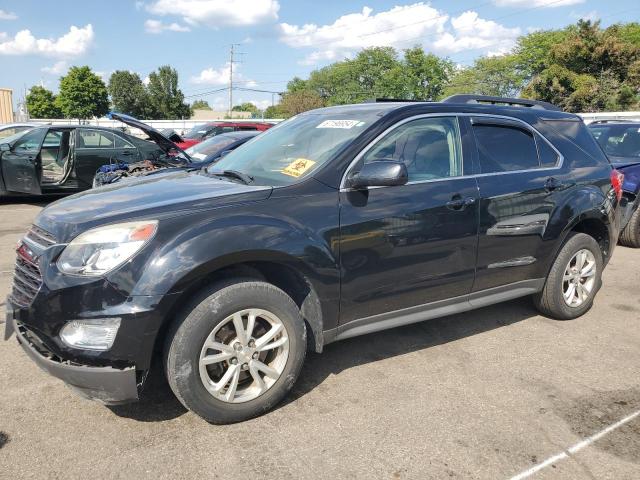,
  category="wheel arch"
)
[154,254,330,355]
